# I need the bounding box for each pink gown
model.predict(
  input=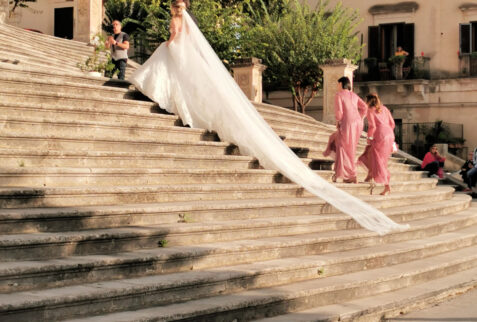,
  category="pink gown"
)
[331,90,367,180]
[358,105,395,184]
